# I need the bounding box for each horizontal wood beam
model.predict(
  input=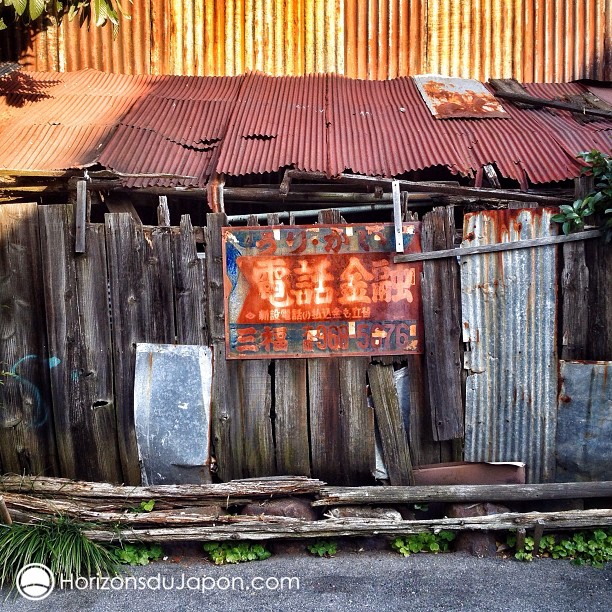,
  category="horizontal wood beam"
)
[82,508,612,542]
[394,229,602,263]
[313,481,612,506]
[493,91,612,119]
